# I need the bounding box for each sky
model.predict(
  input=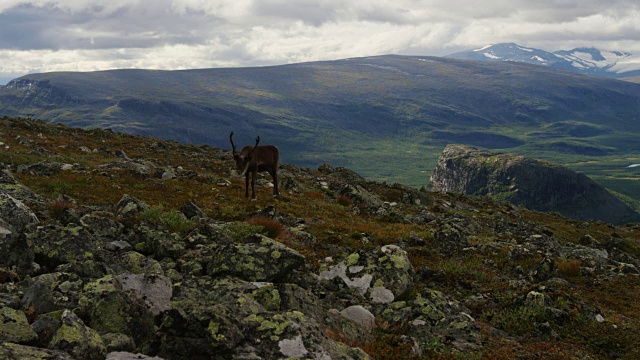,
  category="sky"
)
[1,0,640,84]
